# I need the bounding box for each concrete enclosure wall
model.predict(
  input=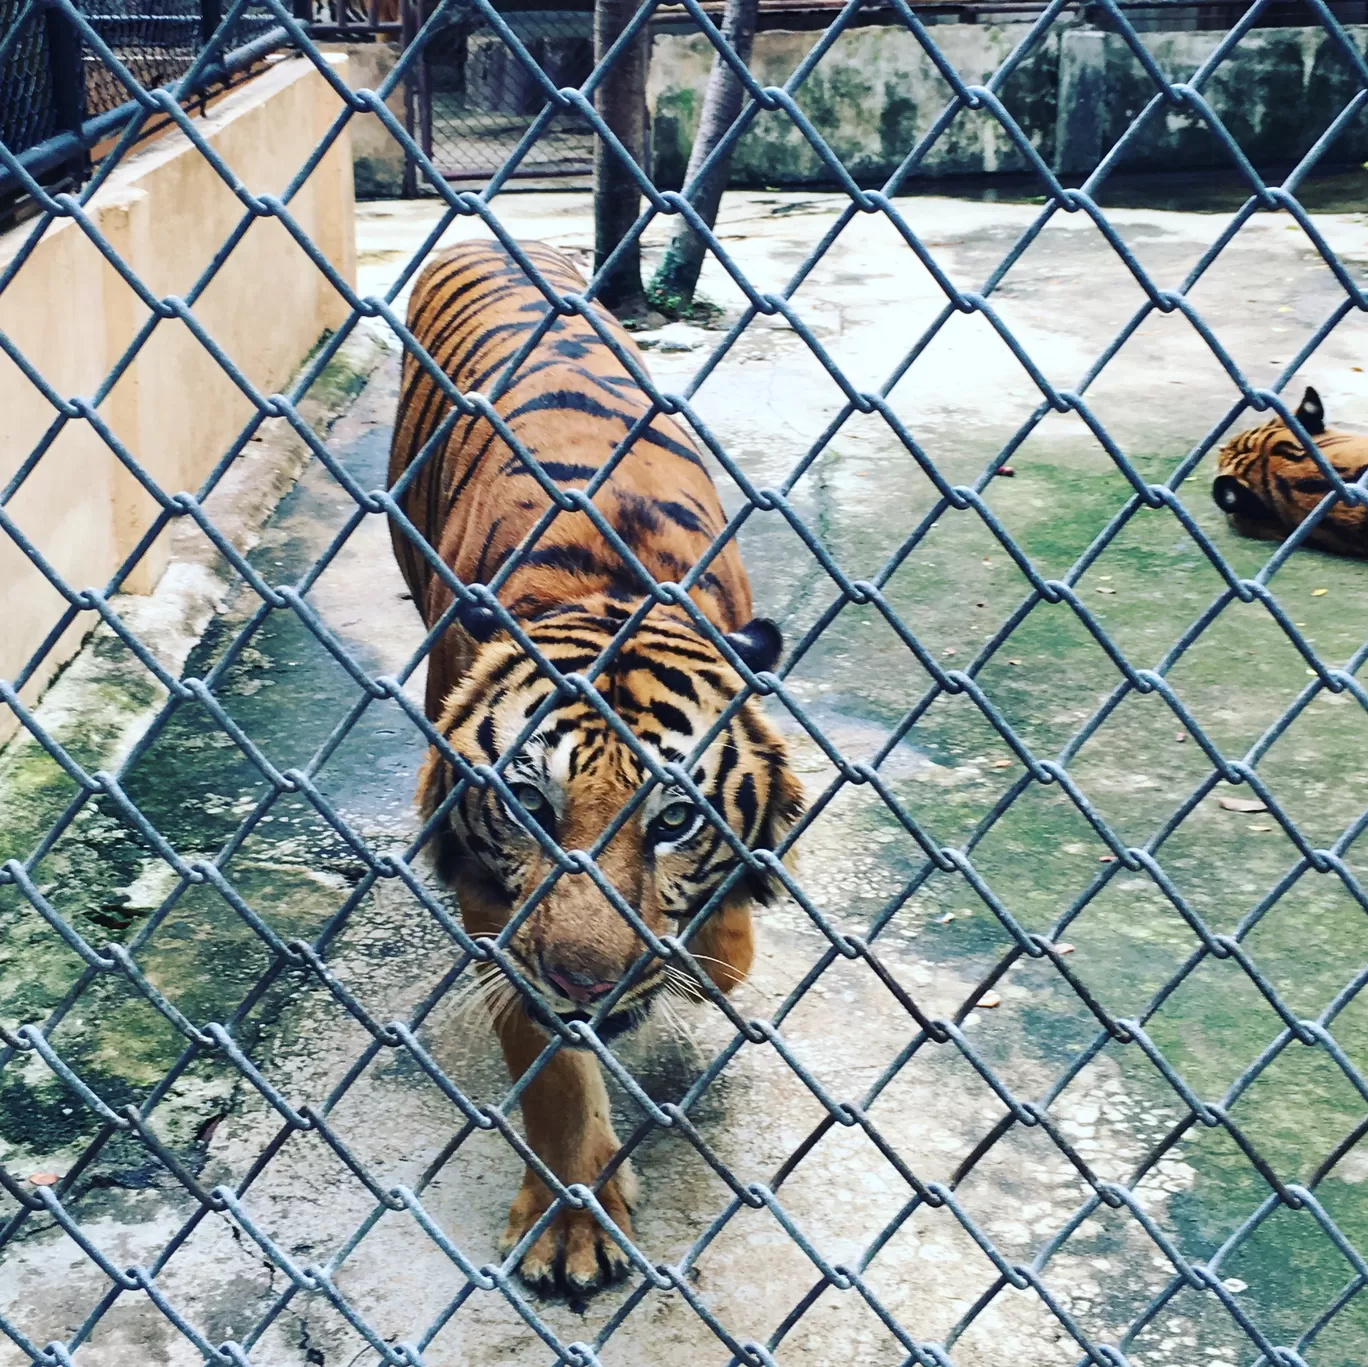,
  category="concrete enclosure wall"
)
[648,21,1368,186]
[325,41,407,198]
[0,54,356,746]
